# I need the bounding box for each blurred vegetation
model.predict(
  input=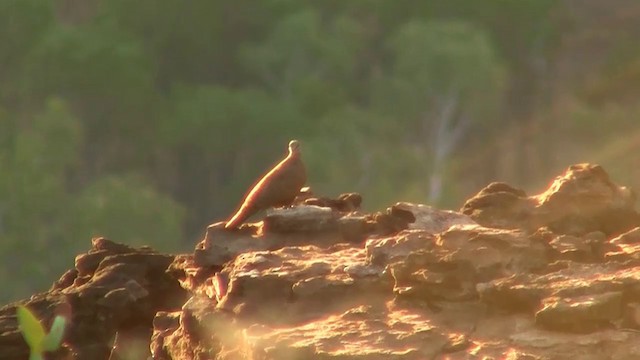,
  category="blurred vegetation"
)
[1,0,640,302]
